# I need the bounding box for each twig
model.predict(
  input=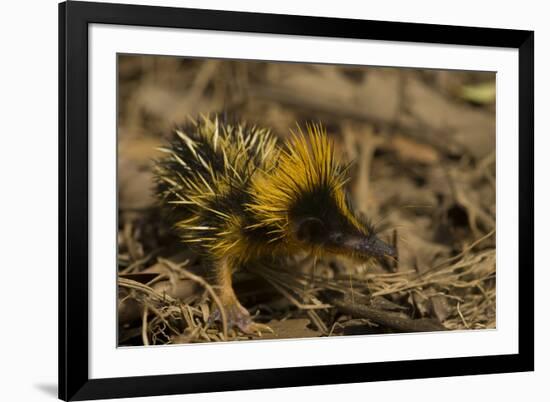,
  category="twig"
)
[329,296,447,333]
[120,250,159,274]
[307,310,329,335]
[142,306,149,346]
[421,230,495,274]
[118,277,177,304]
[158,258,228,339]
[148,304,182,337]
[255,268,332,310]
[457,302,470,329]
[123,222,142,261]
